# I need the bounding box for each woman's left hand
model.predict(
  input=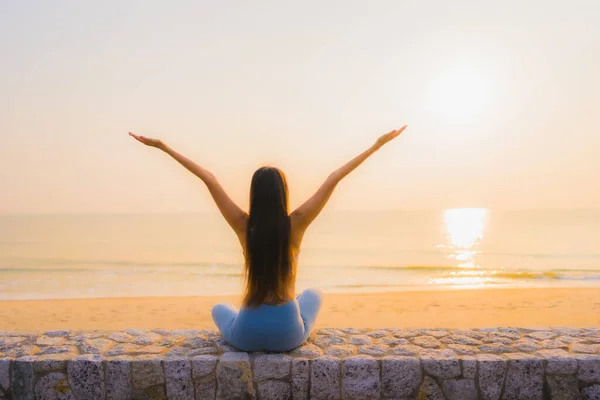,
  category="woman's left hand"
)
[129,132,165,149]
